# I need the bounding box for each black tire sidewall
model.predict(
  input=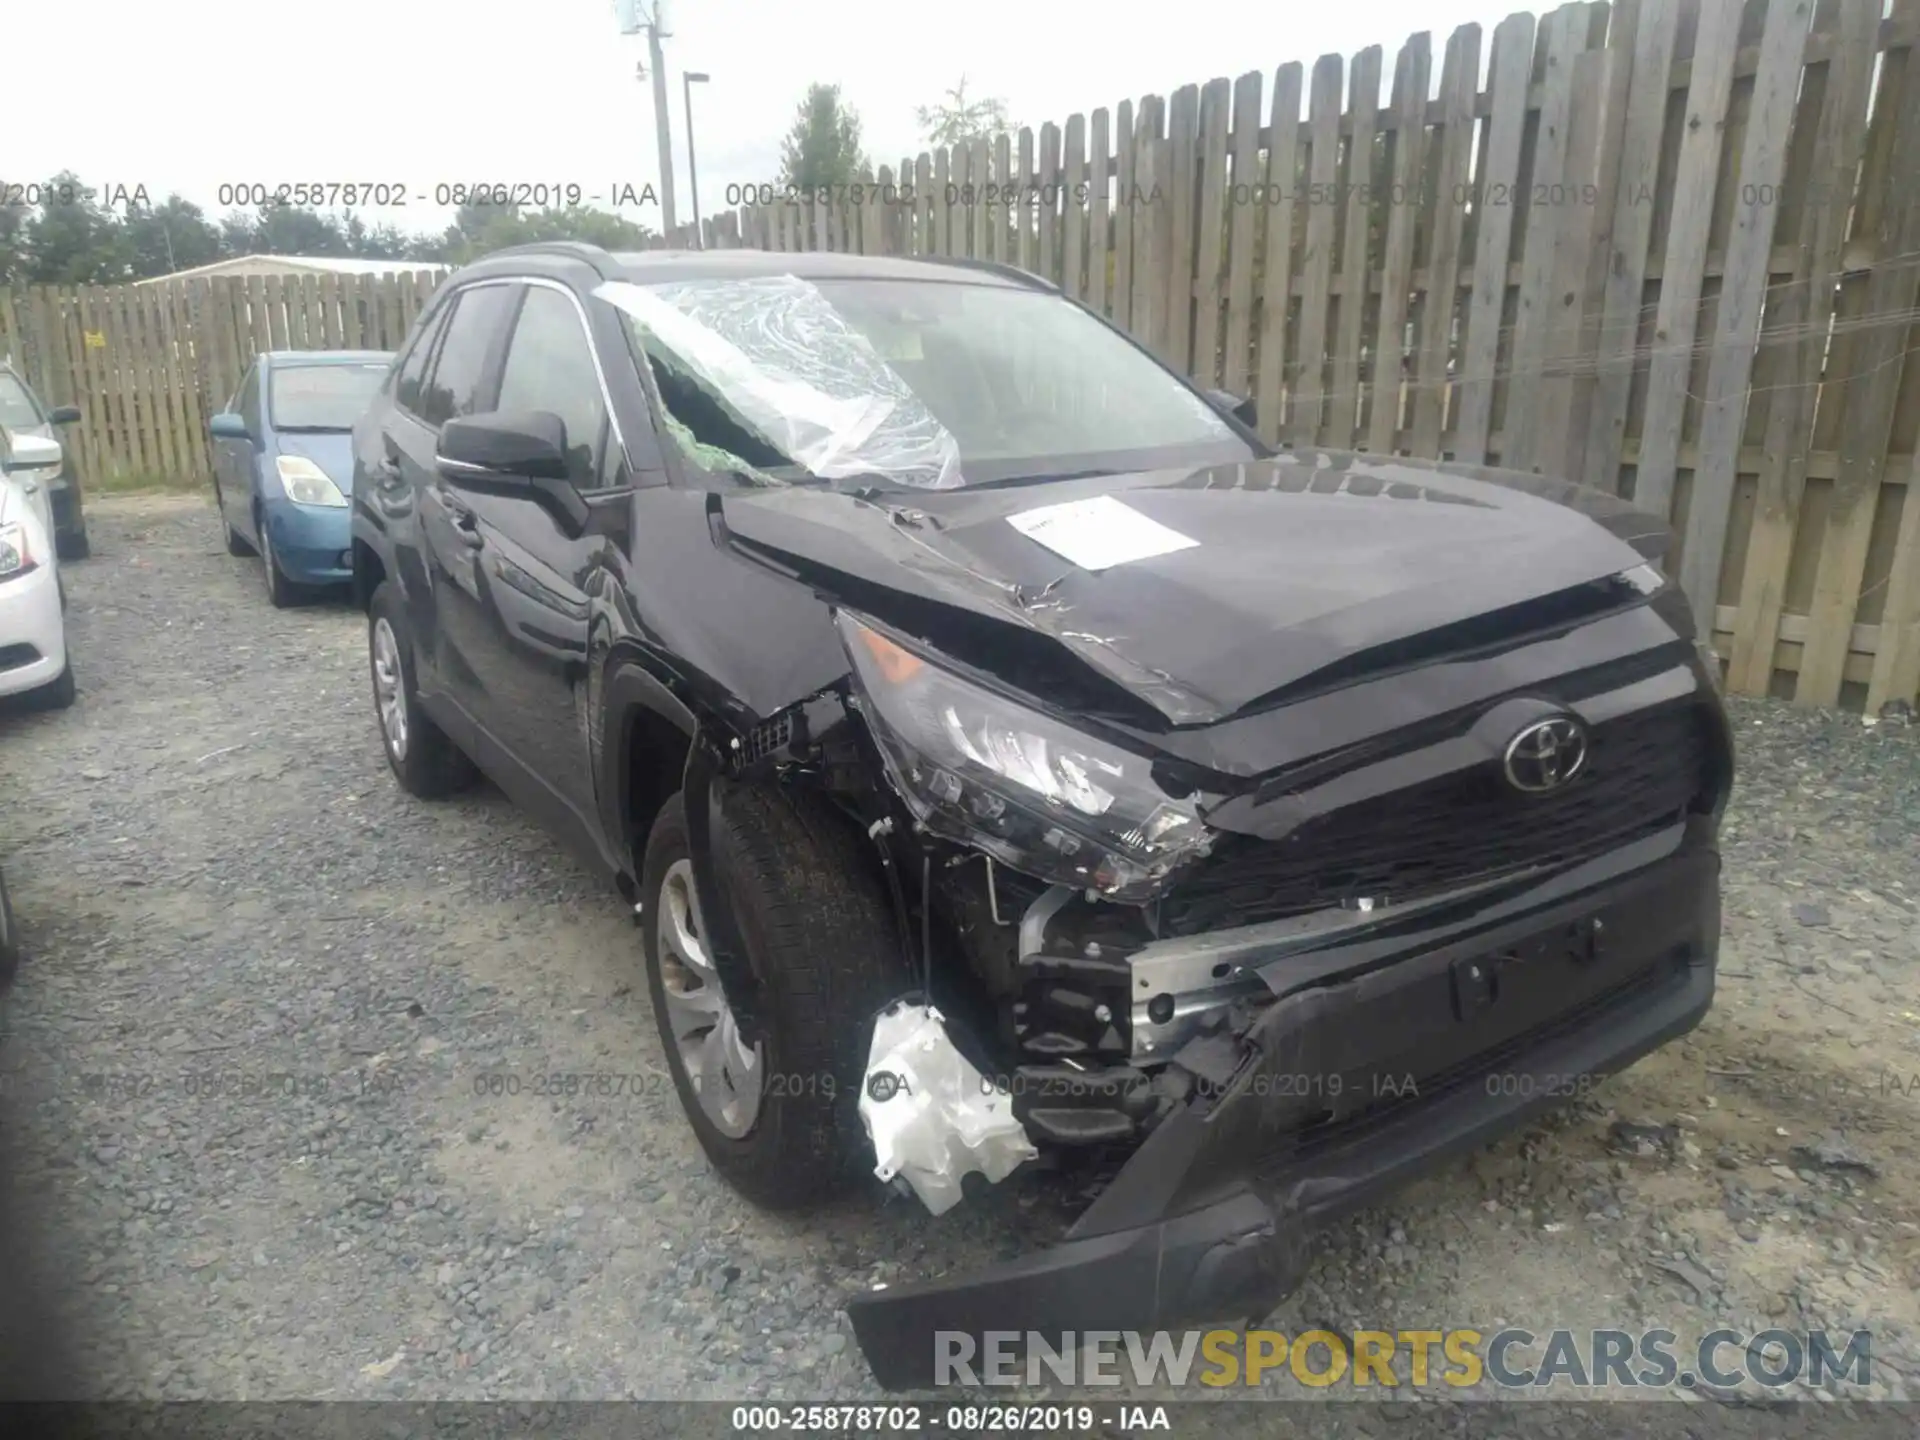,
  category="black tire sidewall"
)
[262,523,295,608]
[640,782,908,1208]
